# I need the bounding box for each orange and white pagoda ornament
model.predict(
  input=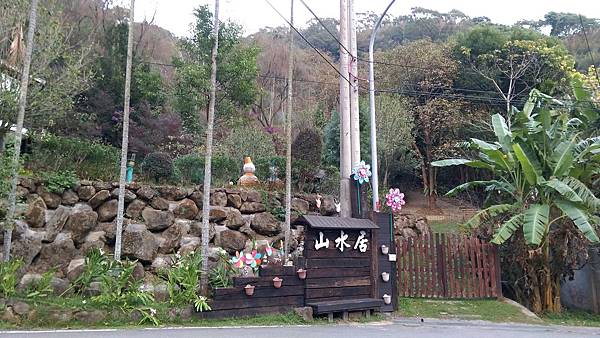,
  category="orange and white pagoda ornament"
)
[238,156,259,186]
